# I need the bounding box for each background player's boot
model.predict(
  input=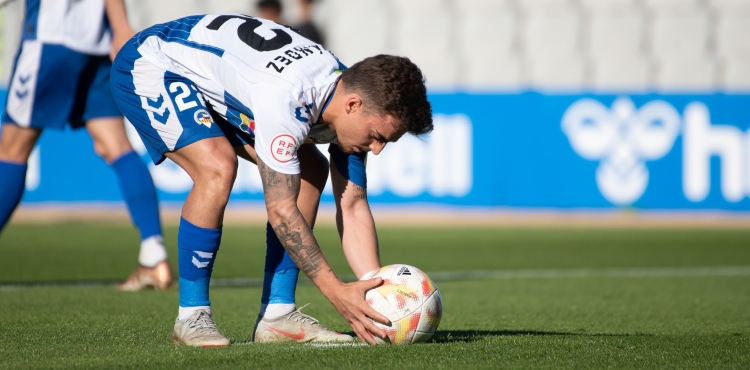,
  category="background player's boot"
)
[115,261,174,291]
[172,309,230,347]
[252,304,354,343]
